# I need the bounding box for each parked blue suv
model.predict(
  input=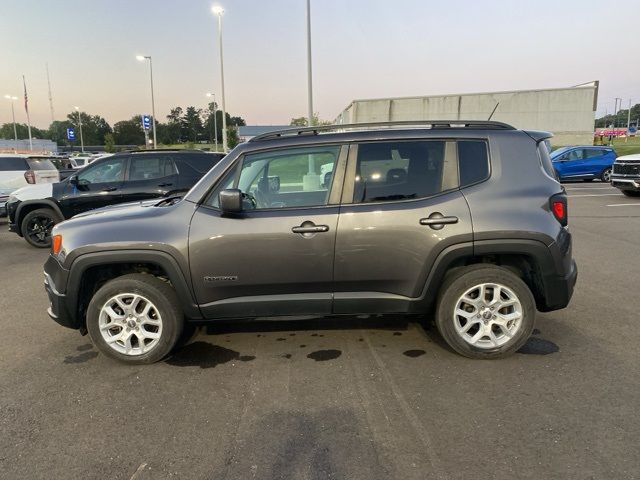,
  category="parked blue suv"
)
[550,146,616,182]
